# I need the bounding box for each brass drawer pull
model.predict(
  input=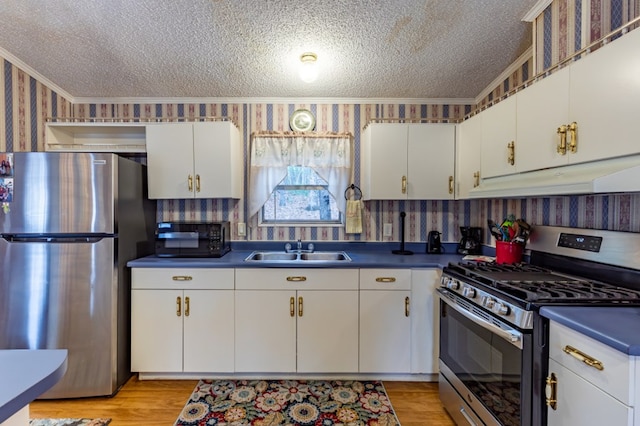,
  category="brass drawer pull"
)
[176,296,182,317]
[448,176,454,194]
[195,174,201,192]
[172,275,193,281]
[184,296,190,317]
[298,296,303,317]
[545,373,558,410]
[557,125,567,155]
[473,171,480,188]
[401,175,407,194]
[188,174,193,191]
[507,141,515,165]
[287,276,307,282]
[290,296,295,317]
[567,122,578,153]
[405,296,410,317]
[563,345,604,370]
[375,277,396,283]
